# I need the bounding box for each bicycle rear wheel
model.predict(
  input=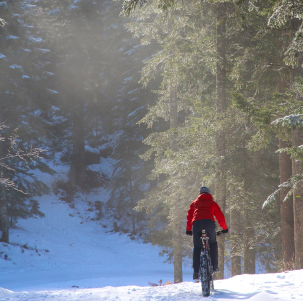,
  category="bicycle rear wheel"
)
[200,253,211,297]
